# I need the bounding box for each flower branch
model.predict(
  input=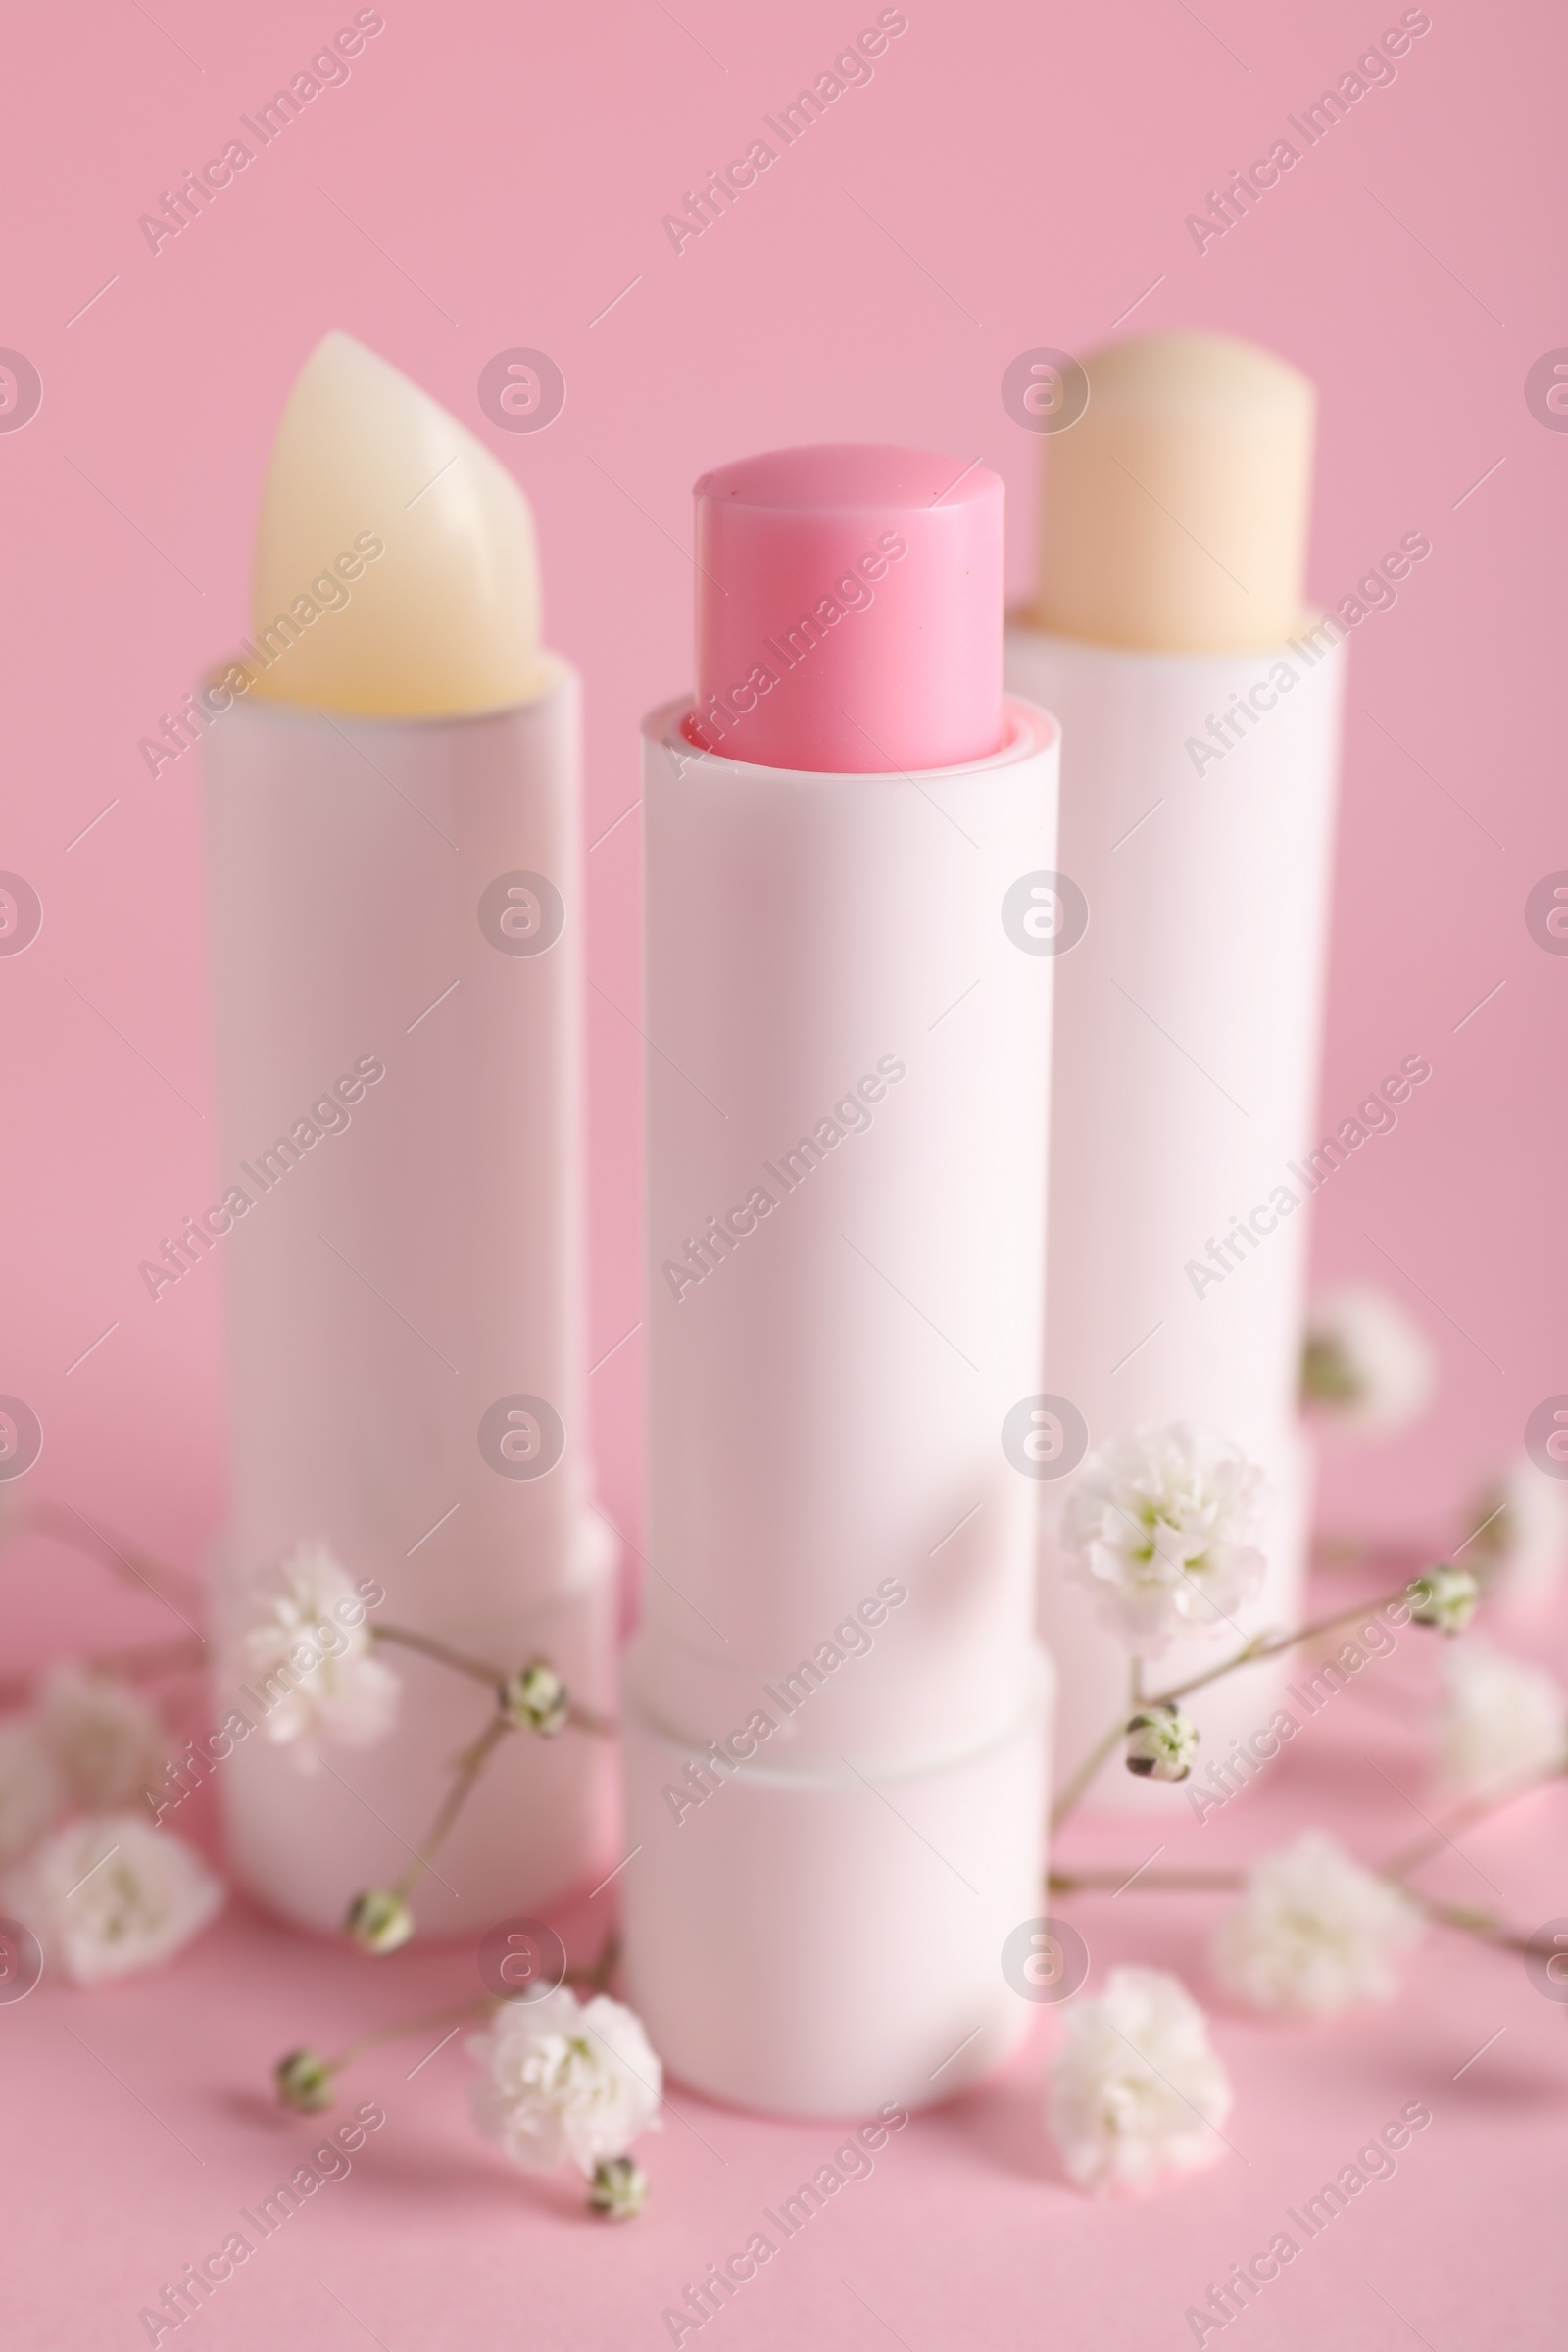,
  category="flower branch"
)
[11,1498,209,1627]
[369,1624,617,1736]
[276,1926,650,2217]
[1052,1565,1477,1829]
[1380,1762,1568,1882]
[1050,1867,1244,1894]
[1051,1858,1551,1967]
[368,1623,501,1688]
[344,1660,615,1953]
[1050,1759,1568,1990]
[0,1632,207,1714]
[401,1716,508,1886]
[345,1715,512,1955]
